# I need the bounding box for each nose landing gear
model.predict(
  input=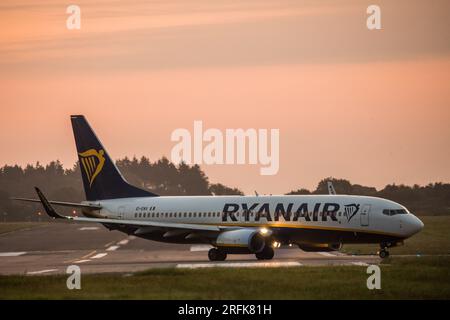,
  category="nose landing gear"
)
[378,242,391,258]
[379,249,390,258]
